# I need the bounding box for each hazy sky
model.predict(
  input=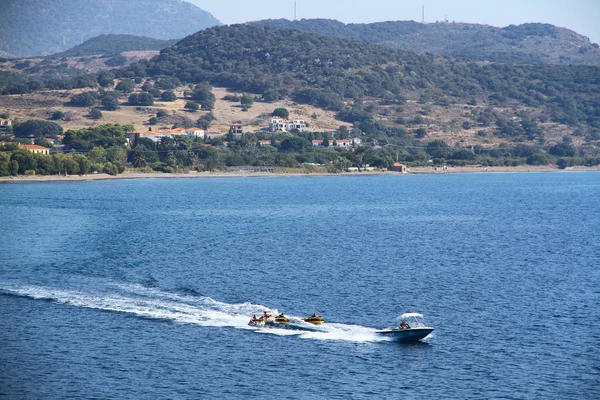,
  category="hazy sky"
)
[188,0,600,43]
